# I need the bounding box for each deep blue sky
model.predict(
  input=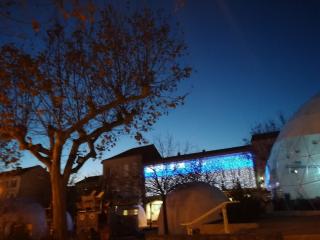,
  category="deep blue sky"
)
[19,0,320,177]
